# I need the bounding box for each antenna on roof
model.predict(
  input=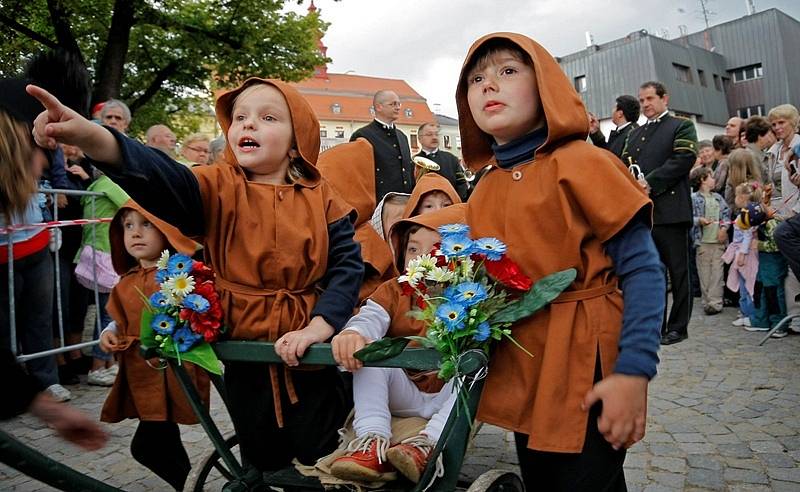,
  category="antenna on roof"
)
[584,31,595,48]
[745,0,756,15]
[678,25,689,37]
[657,28,670,38]
[698,0,716,29]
